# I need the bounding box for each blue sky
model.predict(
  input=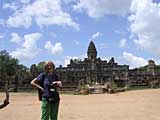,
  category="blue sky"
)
[0,0,160,68]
